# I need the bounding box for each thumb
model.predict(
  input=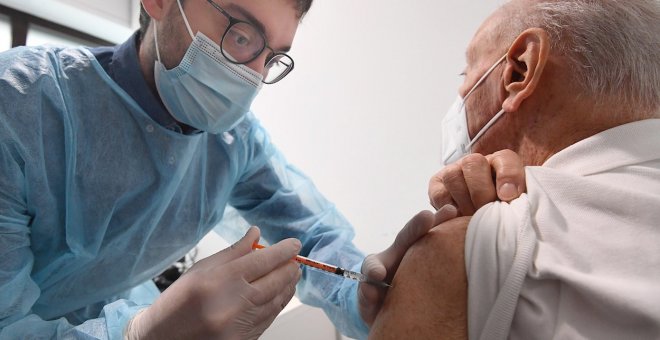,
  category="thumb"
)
[434,204,459,225]
[378,210,436,278]
[390,210,436,256]
[229,226,261,258]
[361,254,387,281]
